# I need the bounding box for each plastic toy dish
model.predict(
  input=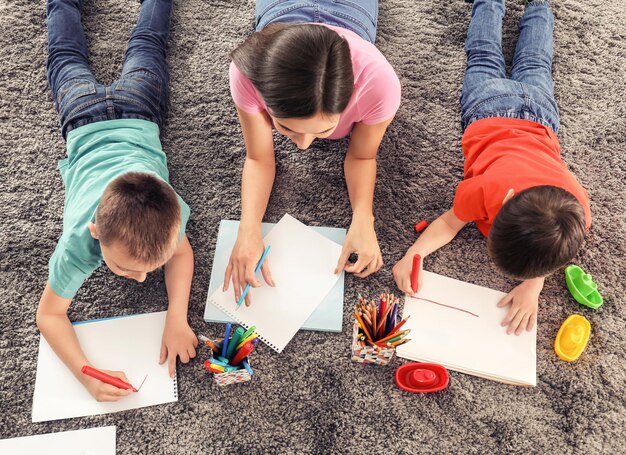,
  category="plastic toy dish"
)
[554,315,591,362]
[565,265,603,309]
[395,363,449,393]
